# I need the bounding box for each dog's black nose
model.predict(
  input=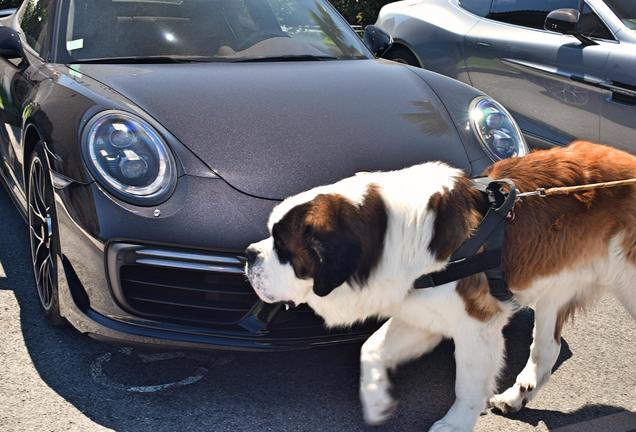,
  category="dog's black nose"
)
[245,247,260,265]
